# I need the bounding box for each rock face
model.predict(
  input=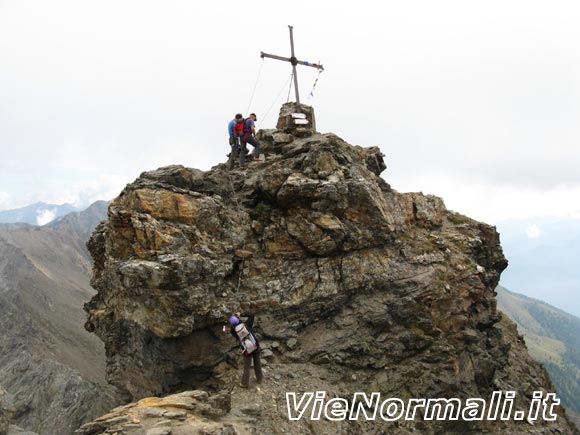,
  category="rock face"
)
[85,103,578,433]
